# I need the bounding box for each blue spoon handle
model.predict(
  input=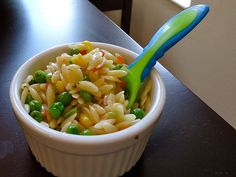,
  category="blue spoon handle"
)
[128,4,209,81]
